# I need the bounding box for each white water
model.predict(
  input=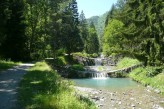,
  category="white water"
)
[90,57,110,79]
